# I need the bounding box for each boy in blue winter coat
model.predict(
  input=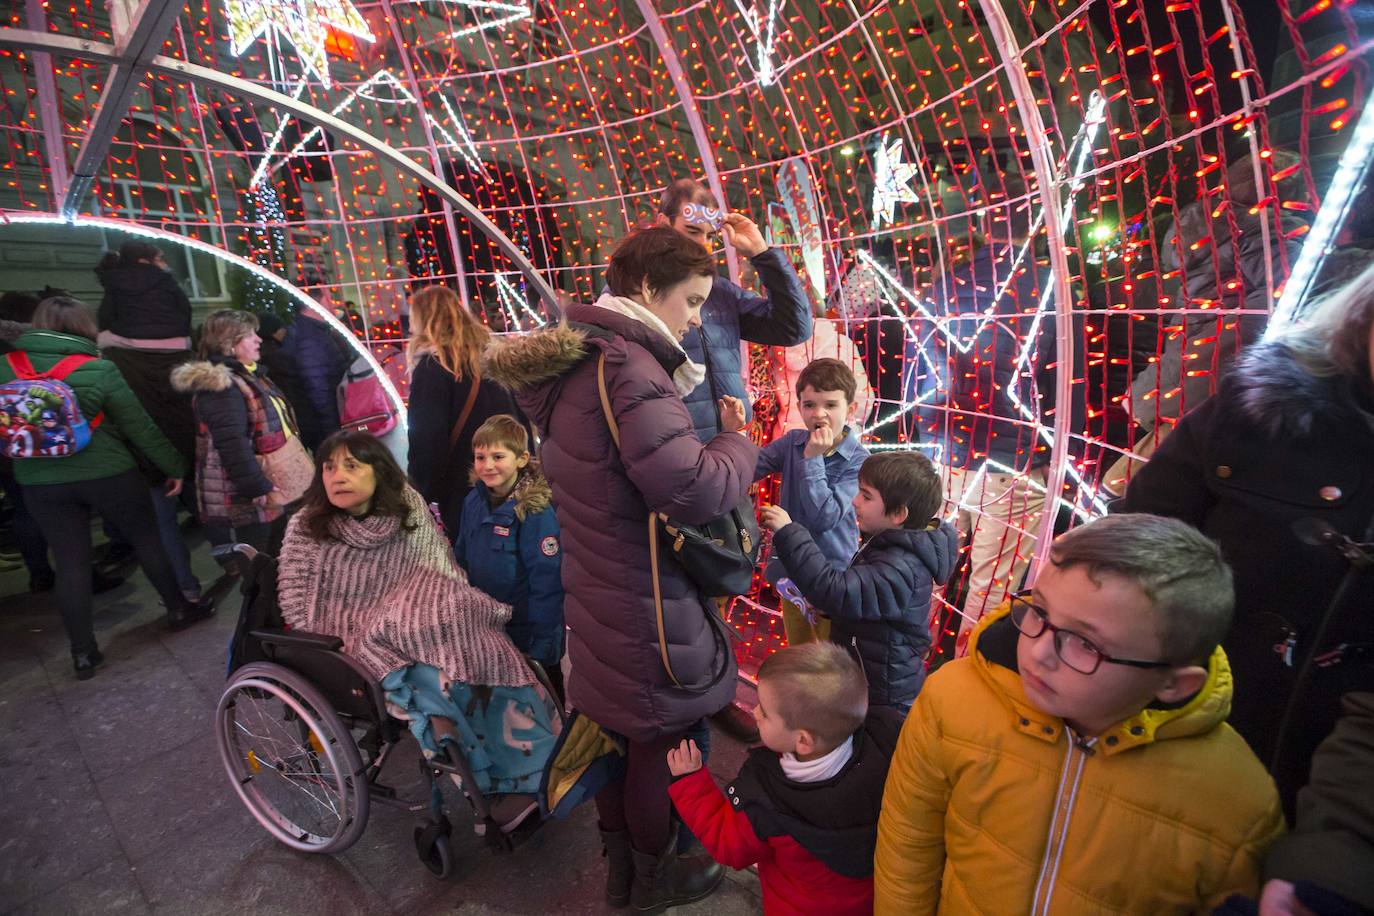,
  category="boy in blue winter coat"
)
[454,415,566,703]
[756,357,869,647]
[761,451,958,712]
